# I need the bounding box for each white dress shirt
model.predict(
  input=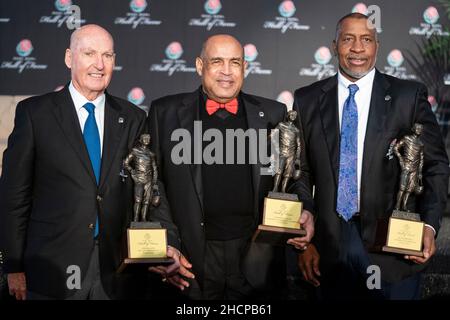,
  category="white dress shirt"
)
[338,68,376,211]
[69,81,105,156]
